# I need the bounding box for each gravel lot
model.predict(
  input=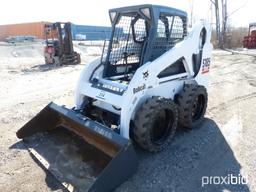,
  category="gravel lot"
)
[0,43,255,192]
